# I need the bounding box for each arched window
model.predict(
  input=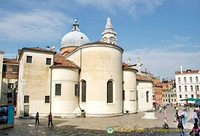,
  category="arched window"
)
[146,91,149,103]
[179,86,181,92]
[190,77,192,83]
[107,80,113,103]
[81,80,86,102]
[178,77,181,83]
[197,85,199,91]
[191,85,193,92]
[196,76,199,83]
[185,86,187,92]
